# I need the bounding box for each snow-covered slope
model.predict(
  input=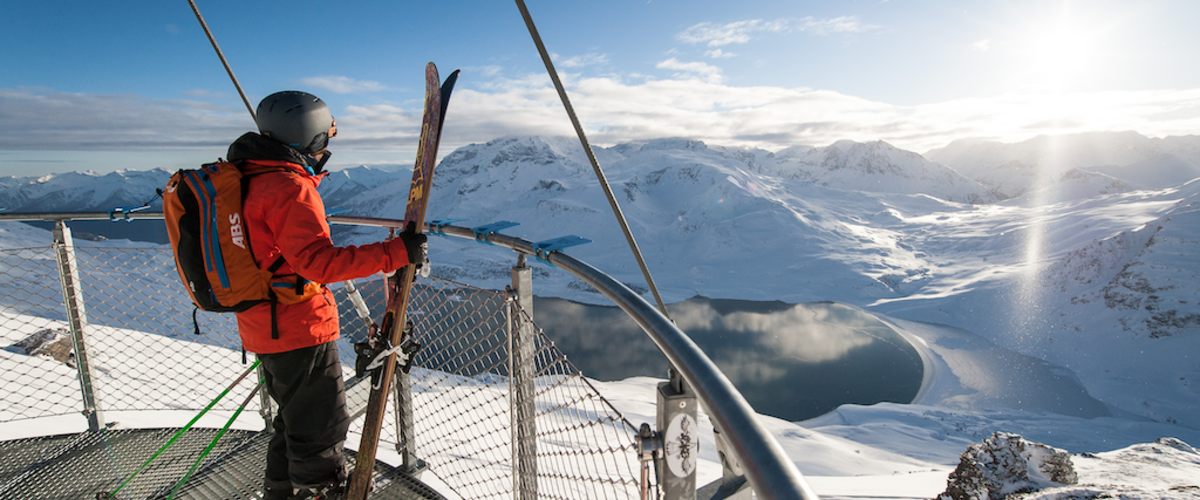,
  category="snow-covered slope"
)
[1087,153,1200,190]
[0,169,170,212]
[0,165,402,217]
[1018,168,1137,204]
[3,133,1200,499]
[318,165,409,212]
[766,140,1000,203]
[371,136,1200,432]
[329,136,999,303]
[3,134,1198,432]
[926,132,1200,197]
